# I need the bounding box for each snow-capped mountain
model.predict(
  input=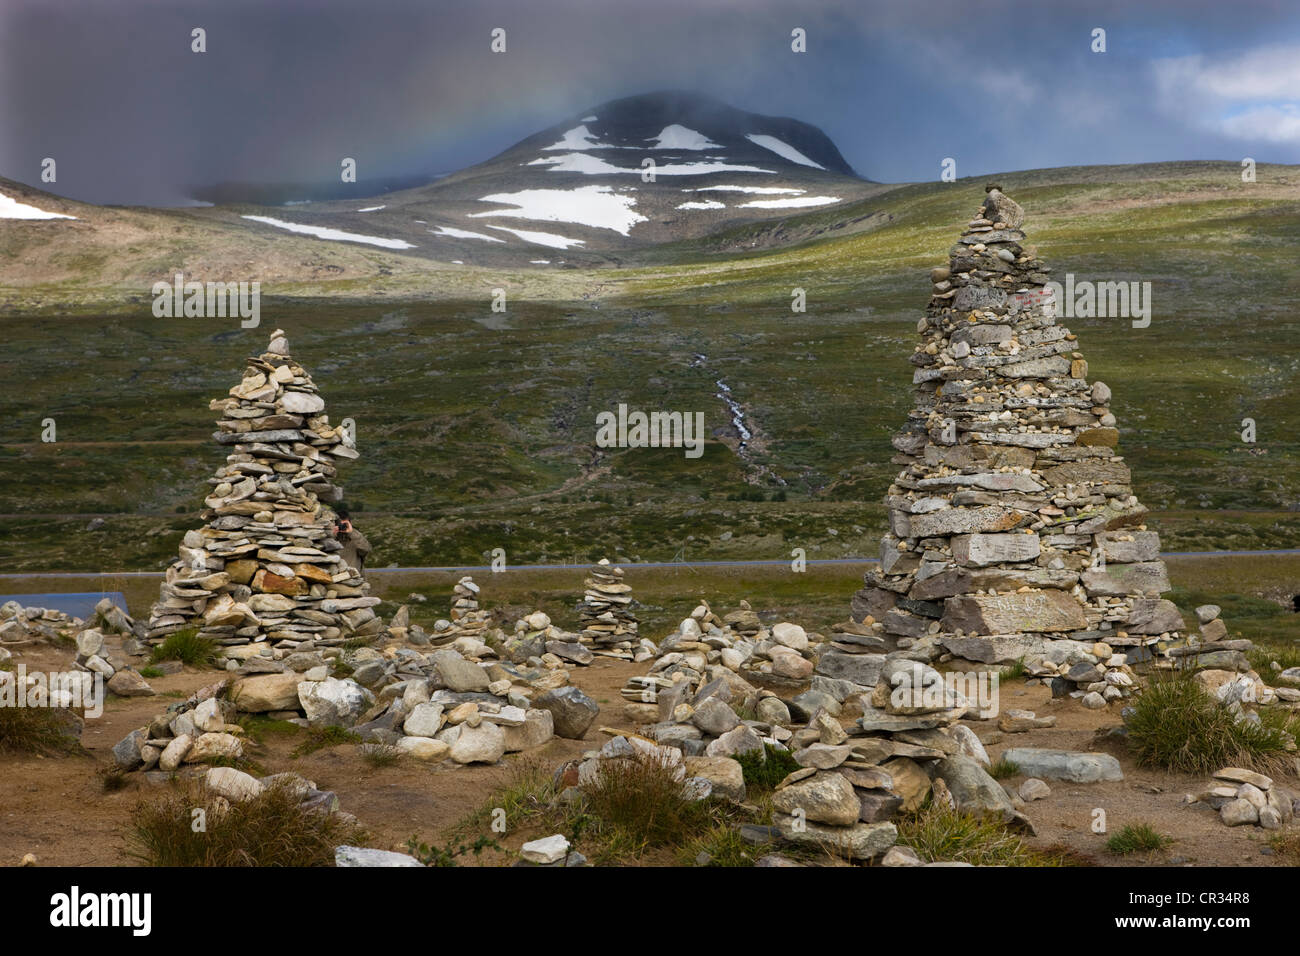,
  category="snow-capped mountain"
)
[0,92,876,288]
[232,91,873,263]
